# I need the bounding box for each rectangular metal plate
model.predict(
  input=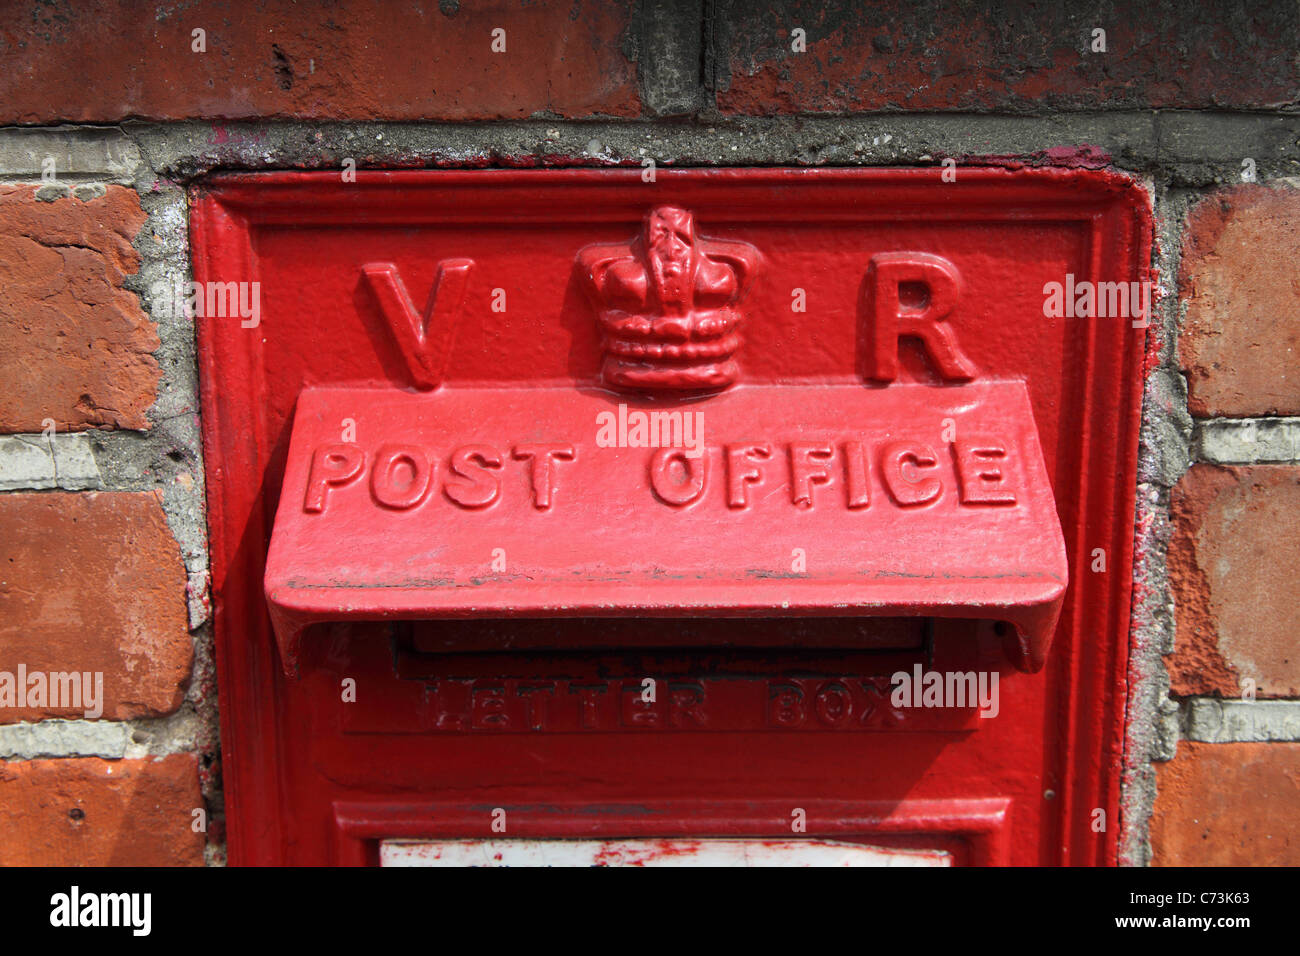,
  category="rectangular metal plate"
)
[265,381,1065,671]
[379,838,952,867]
